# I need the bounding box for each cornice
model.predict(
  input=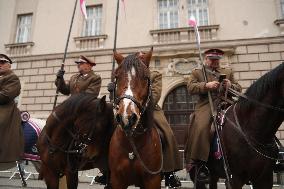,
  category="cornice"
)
[9,36,284,62]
